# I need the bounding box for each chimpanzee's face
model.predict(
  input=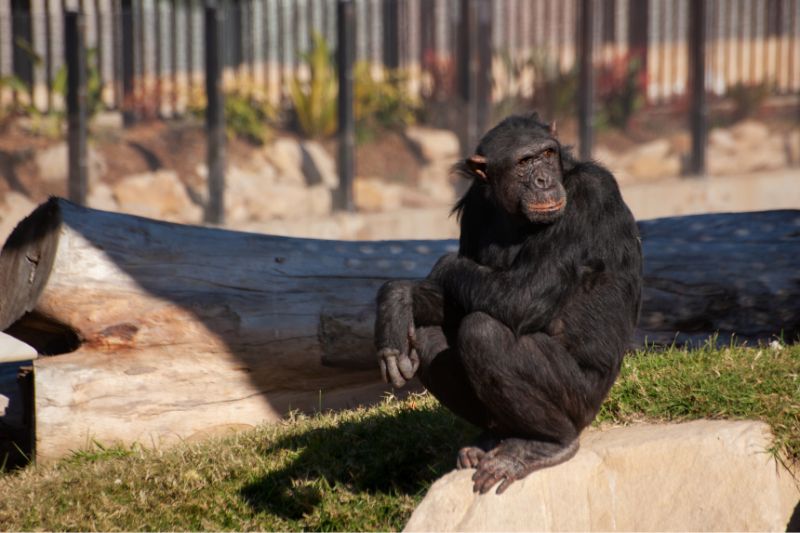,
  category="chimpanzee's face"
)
[471,126,567,224]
